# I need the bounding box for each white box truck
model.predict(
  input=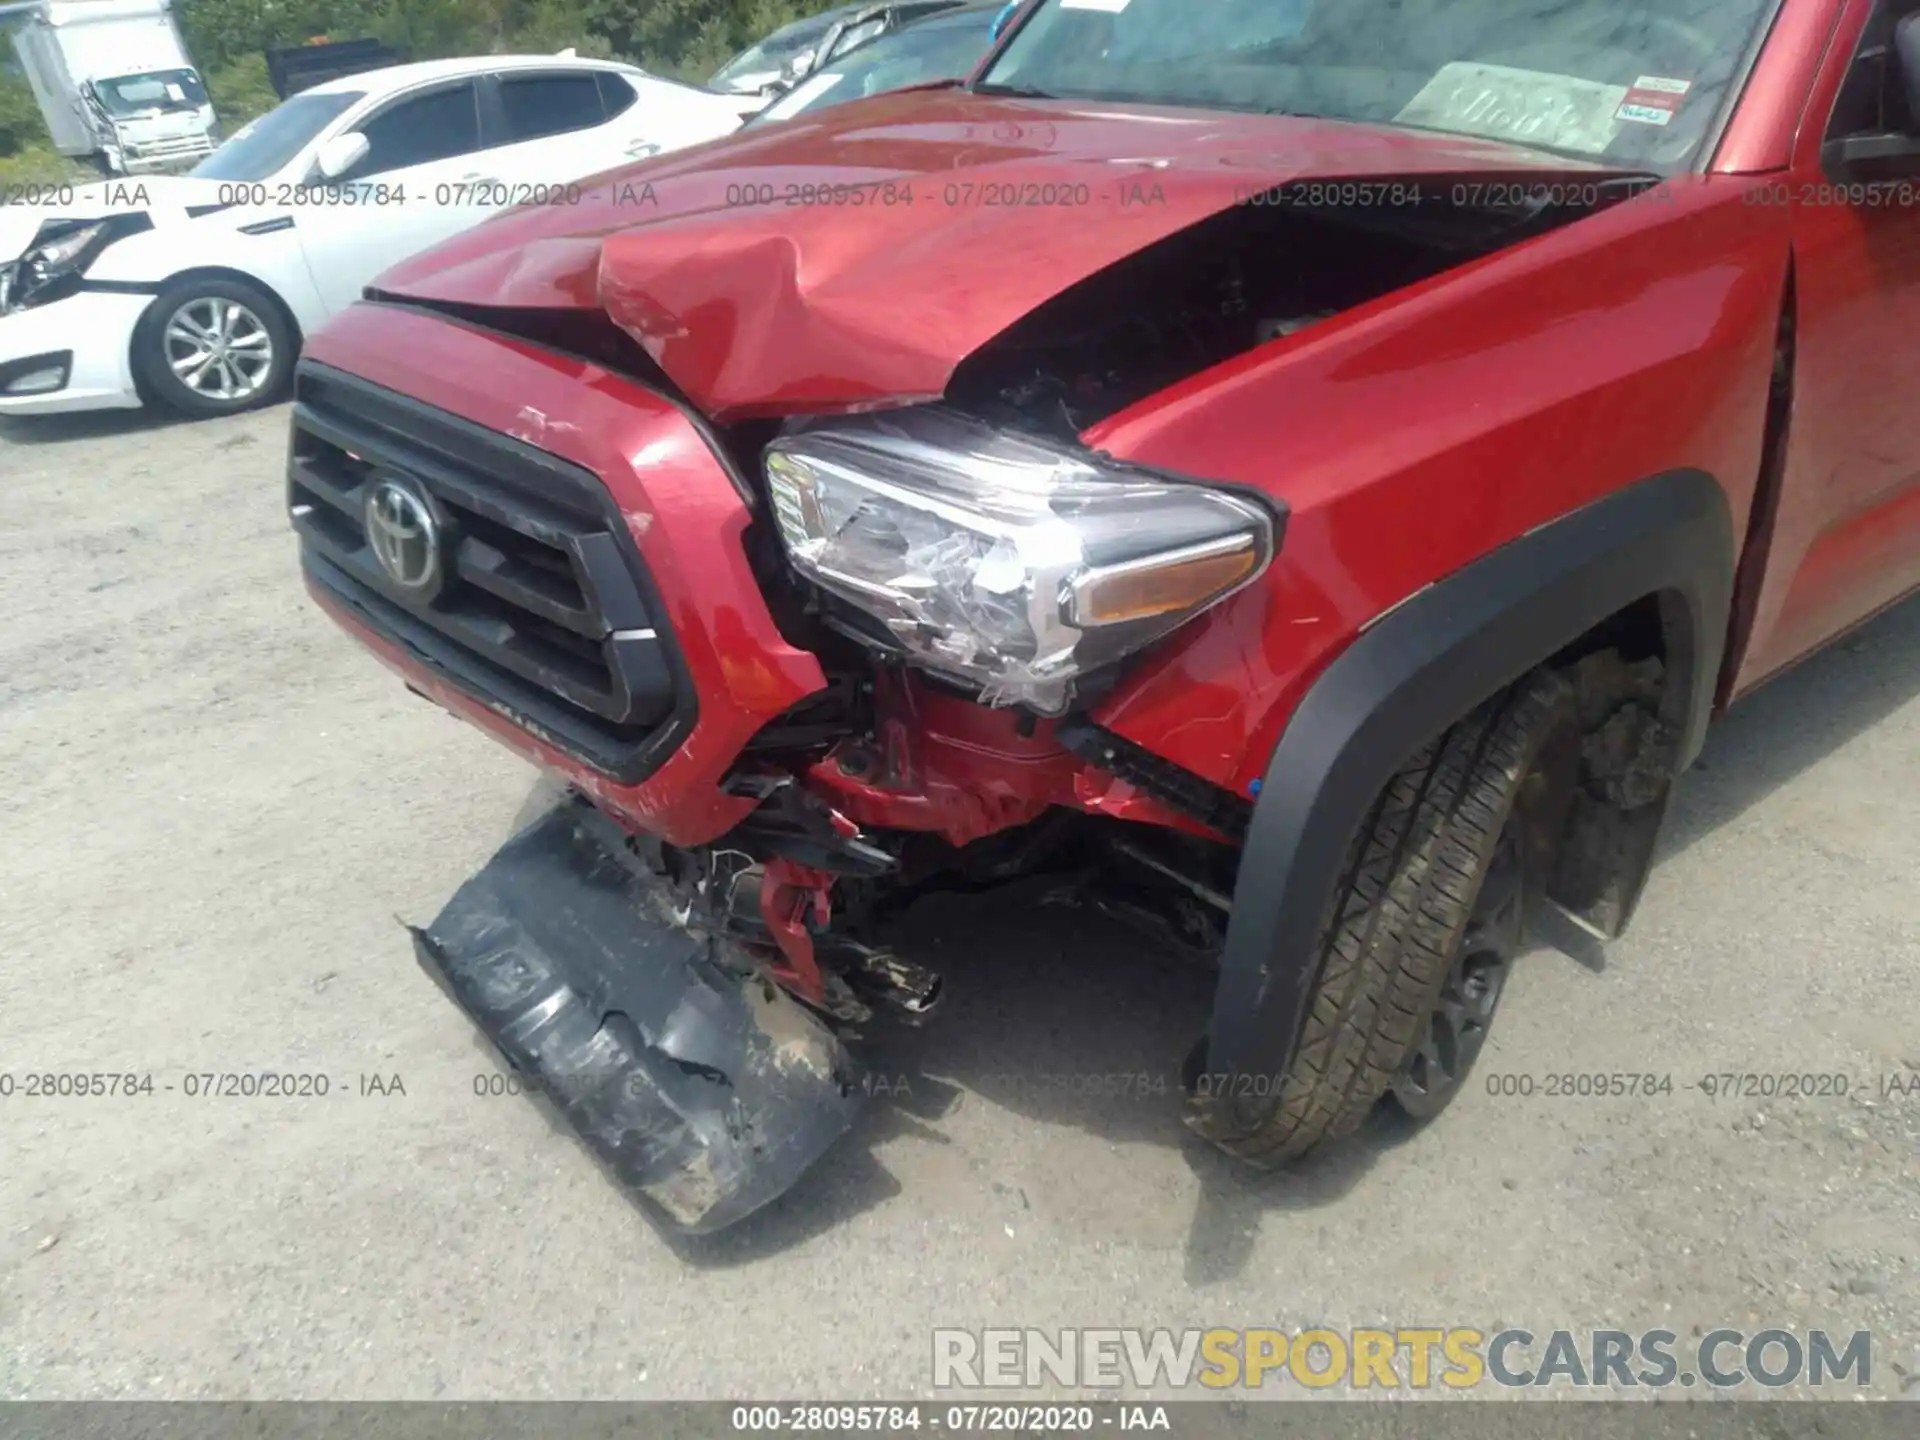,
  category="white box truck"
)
[5,0,218,175]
